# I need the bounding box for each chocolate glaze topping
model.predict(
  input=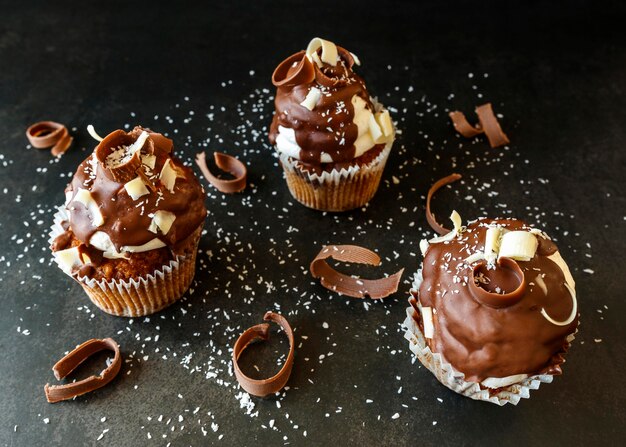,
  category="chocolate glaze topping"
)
[269,47,375,164]
[59,127,206,256]
[413,218,578,382]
